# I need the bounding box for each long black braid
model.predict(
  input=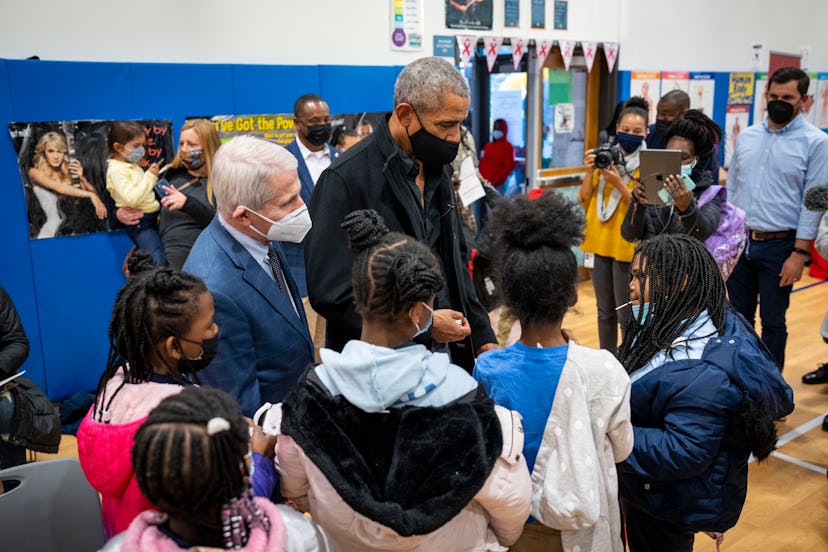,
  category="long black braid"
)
[488,190,584,326]
[618,234,727,374]
[132,386,252,547]
[618,234,781,460]
[93,250,209,422]
[341,209,443,321]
